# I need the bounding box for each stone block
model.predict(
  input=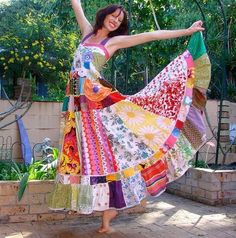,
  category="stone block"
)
[0,205,29,216]
[191,170,203,180]
[219,173,232,182]
[222,198,236,204]
[222,182,236,190]
[186,178,198,187]
[221,100,230,106]
[222,190,236,199]
[175,176,186,185]
[9,214,37,223]
[192,187,206,198]
[0,182,19,195]
[0,215,10,224]
[180,185,192,194]
[29,204,50,214]
[0,196,16,206]
[28,181,54,194]
[37,213,66,221]
[201,171,221,183]
[220,135,230,143]
[198,181,221,192]
[16,192,29,205]
[221,111,230,118]
[220,130,230,136]
[195,196,219,206]
[220,123,229,130]
[185,170,192,178]
[28,194,45,205]
[231,173,236,182]
[168,182,181,191]
[205,191,218,200]
[220,118,230,124]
